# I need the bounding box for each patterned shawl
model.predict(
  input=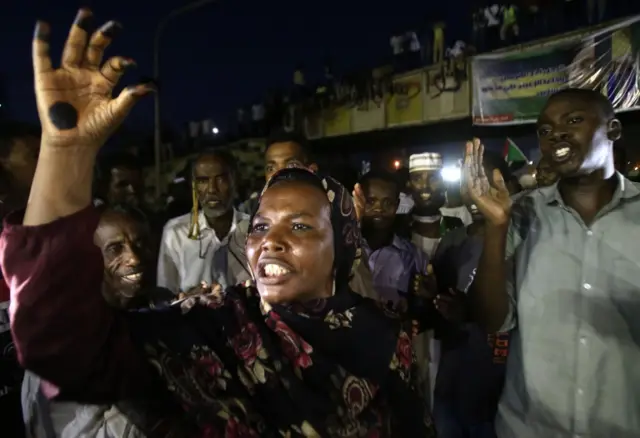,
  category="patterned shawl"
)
[129,168,435,437]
